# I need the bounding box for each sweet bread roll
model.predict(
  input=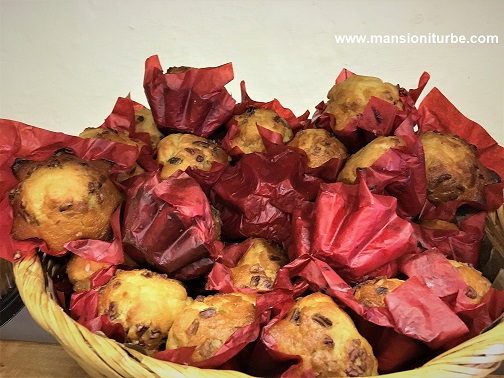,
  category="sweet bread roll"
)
[66,254,112,292]
[166,292,257,362]
[287,128,348,168]
[420,131,500,205]
[79,127,145,181]
[325,75,403,131]
[337,136,404,183]
[229,107,293,154]
[266,292,378,377]
[448,260,491,303]
[418,219,459,231]
[97,269,191,353]
[9,151,123,252]
[134,107,163,148]
[230,238,288,291]
[353,277,405,308]
[79,127,142,148]
[157,133,229,179]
